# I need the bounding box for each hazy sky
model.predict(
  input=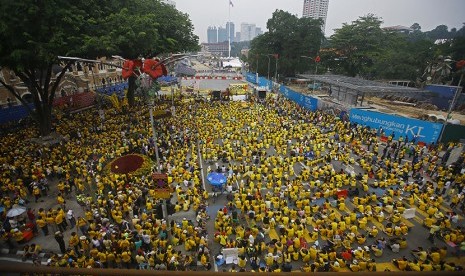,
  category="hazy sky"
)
[174,0,465,43]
